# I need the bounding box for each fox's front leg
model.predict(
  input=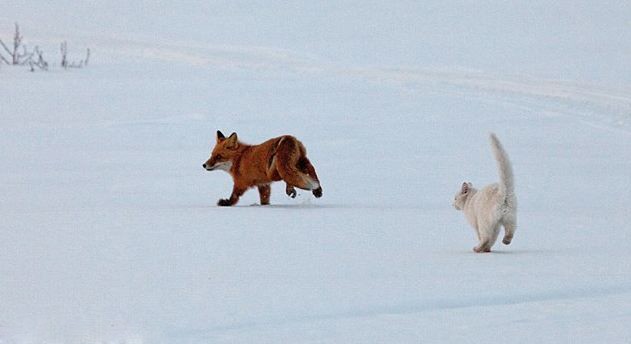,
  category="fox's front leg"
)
[218,185,246,206]
[258,184,271,205]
